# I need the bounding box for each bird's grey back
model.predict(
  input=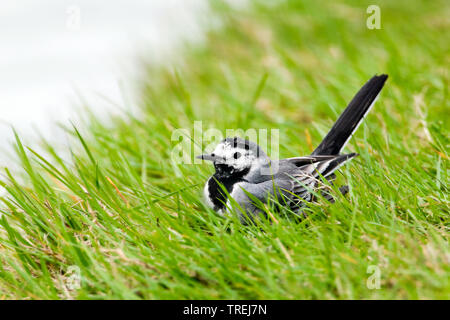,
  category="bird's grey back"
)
[247,155,337,183]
